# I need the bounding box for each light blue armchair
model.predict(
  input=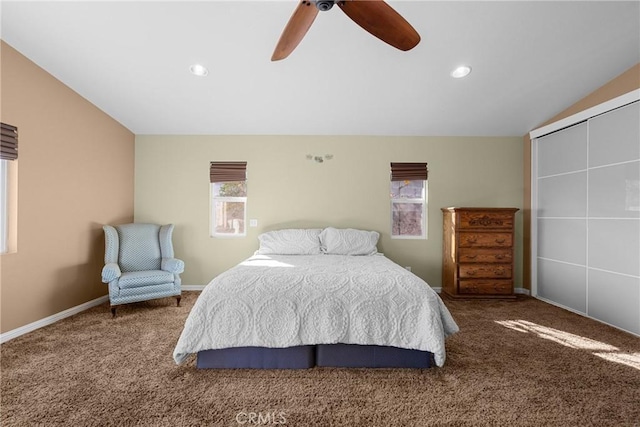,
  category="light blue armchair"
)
[101,223,184,317]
